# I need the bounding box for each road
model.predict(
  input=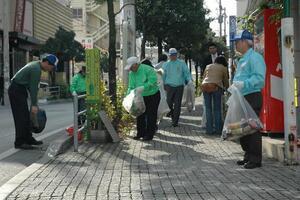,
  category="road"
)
[0,102,73,186]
